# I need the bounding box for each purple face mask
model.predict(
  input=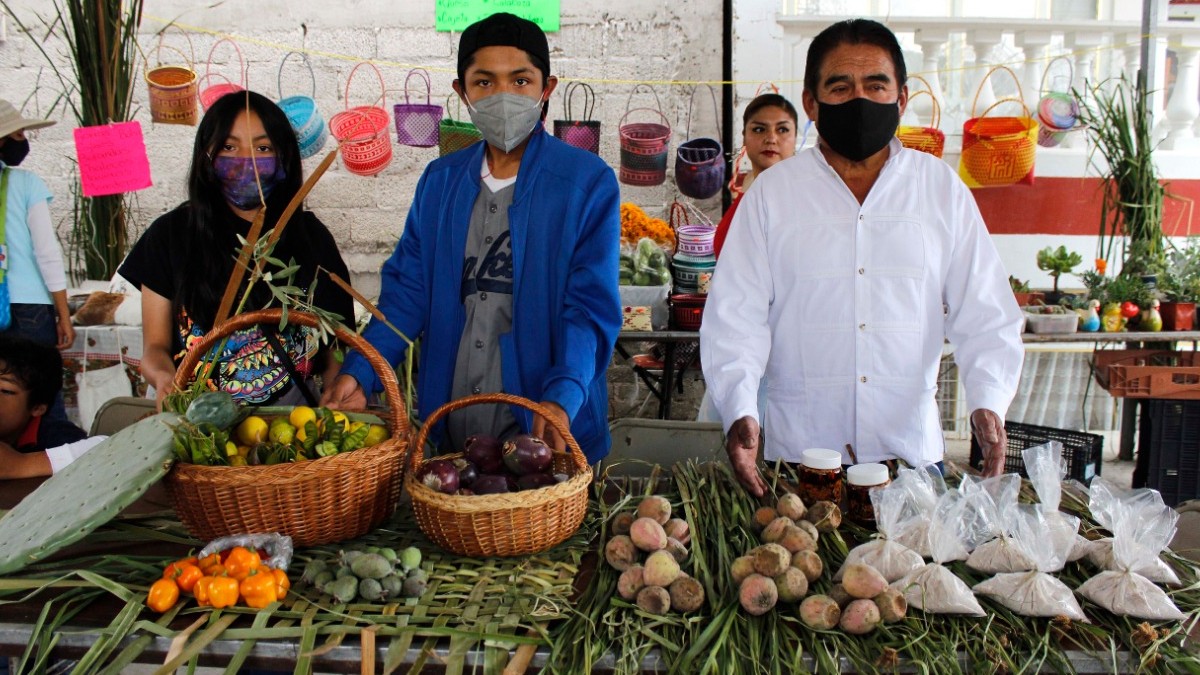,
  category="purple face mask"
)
[213,156,284,211]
